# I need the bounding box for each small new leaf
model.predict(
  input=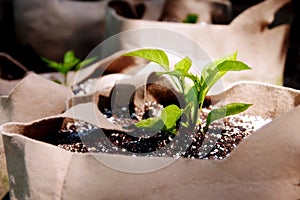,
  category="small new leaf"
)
[161,105,182,130]
[135,117,164,131]
[135,104,182,133]
[158,70,198,83]
[123,49,170,70]
[204,60,251,88]
[175,57,192,72]
[42,50,97,85]
[41,57,60,70]
[64,50,76,63]
[76,57,97,70]
[205,103,252,130]
[201,51,237,78]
